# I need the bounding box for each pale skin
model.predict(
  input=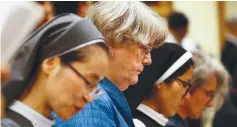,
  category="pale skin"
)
[142,67,193,117]
[106,40,154,91]
[178,75,217,120]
